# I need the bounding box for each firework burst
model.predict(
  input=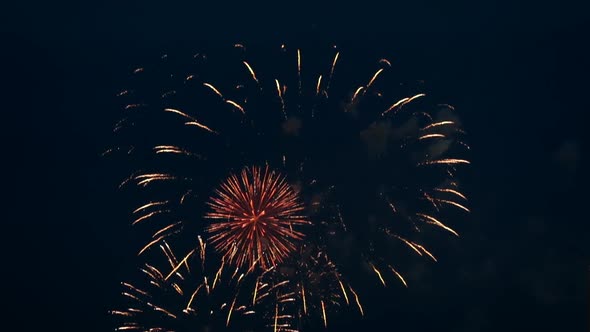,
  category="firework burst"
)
[111,238,297,332]
[107,43,470,330]
[205,165,309,270]
[261,244,363,330]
